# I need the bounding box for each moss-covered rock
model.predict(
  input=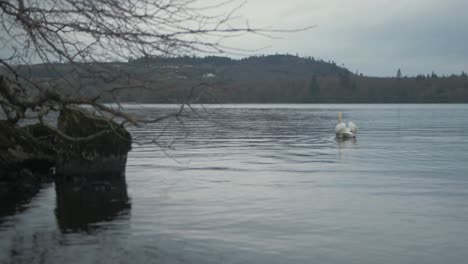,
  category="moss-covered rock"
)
[55,107,132,179]
[0,121,55,172]
[58,107,131,156]
[21,123,58,145]
[0,121,55,202]
[1,107,132,212]
[1,106,132,202]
